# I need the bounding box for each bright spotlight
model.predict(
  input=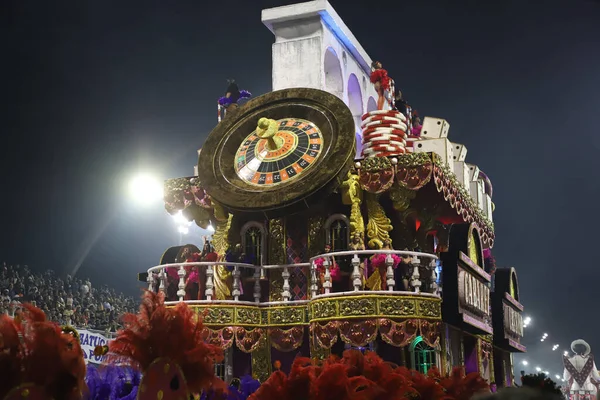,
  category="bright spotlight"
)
[522,360,528,366]
[552,345,559,351]
[523,316,531,327]
[555,374,561,380]
[536,367,541,372]
[544,371,549,375]
[172,210,191,225]
[177,226,189,235]
[128,173,163,205]
[564,351,569,356]
[543,333,548,337]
